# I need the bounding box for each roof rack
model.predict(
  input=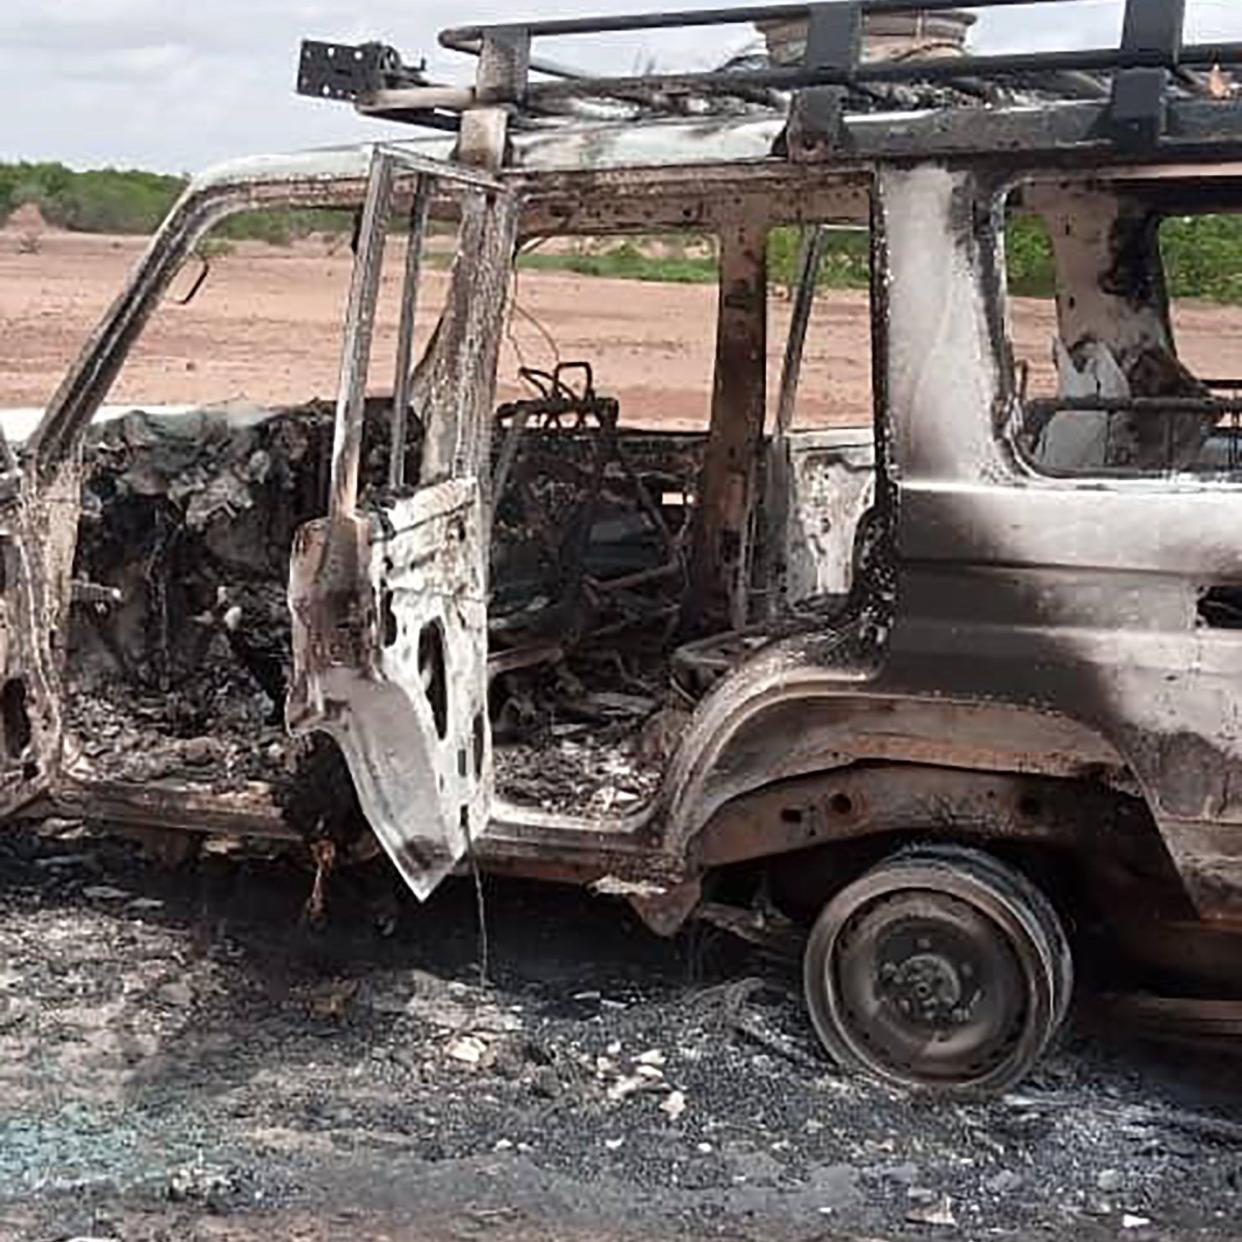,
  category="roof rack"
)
[298,0,1242,153]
